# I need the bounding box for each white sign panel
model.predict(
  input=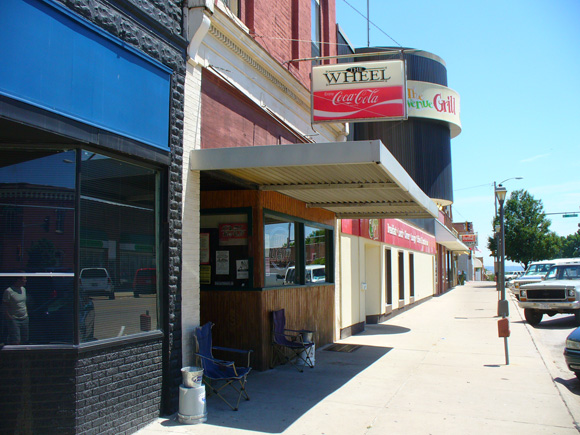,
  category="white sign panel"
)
[407,80,462,138]
[312,60,407,123]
